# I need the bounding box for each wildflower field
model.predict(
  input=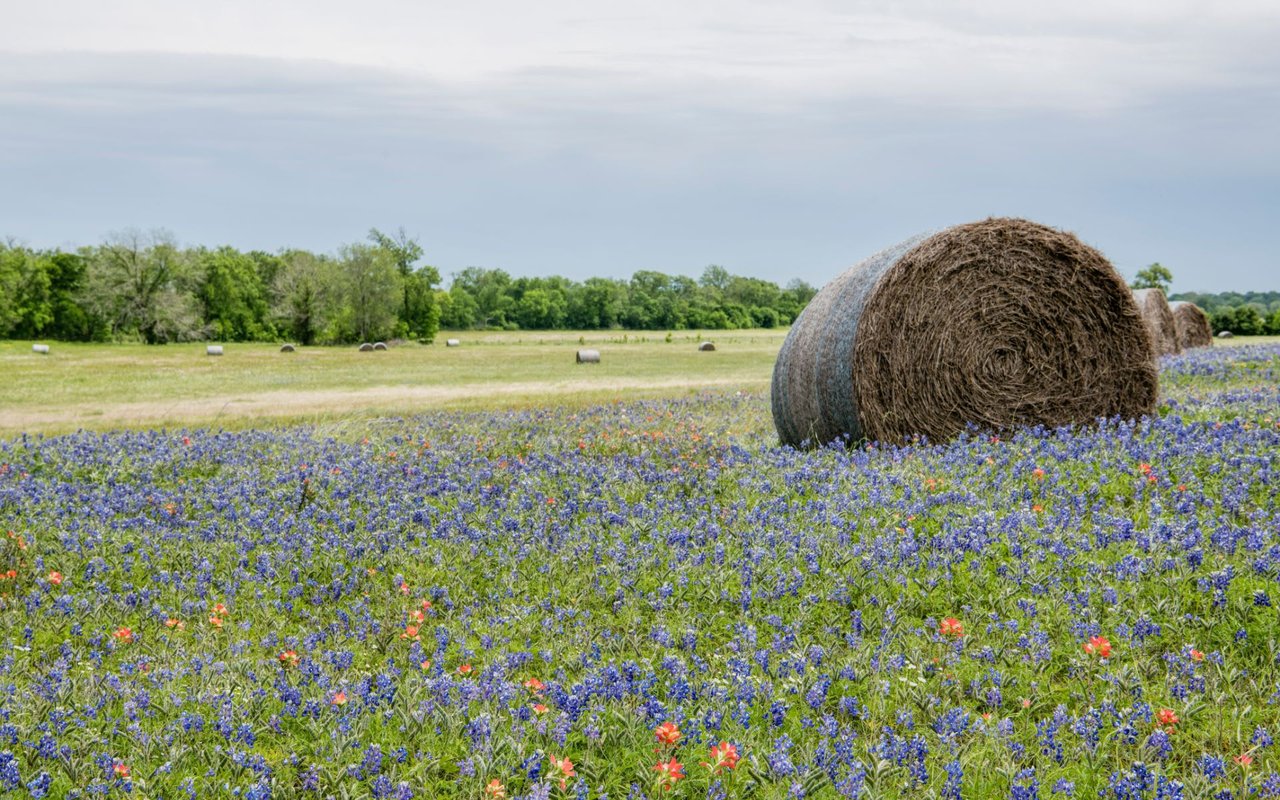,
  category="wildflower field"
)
[1,344,1279,799]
